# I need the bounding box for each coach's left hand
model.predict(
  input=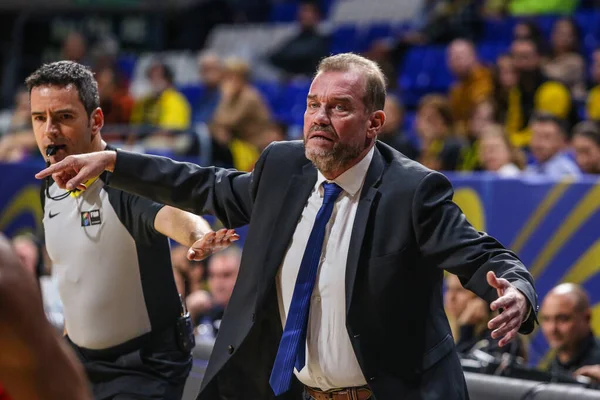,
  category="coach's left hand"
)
[486,271,529,347]
[187,228,239,261]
